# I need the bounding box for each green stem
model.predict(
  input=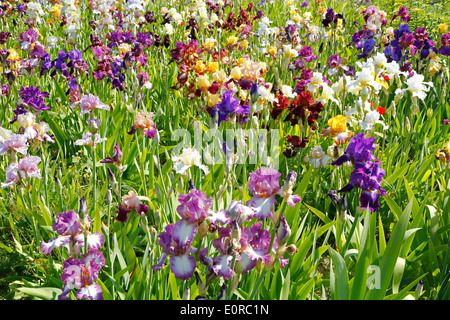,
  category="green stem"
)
[92,145,97,213]
[106,201,115,299]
